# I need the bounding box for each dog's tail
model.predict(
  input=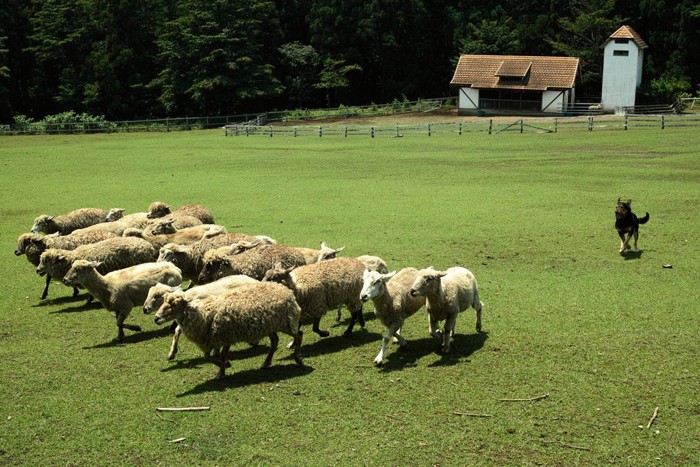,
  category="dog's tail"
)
[638,212,650,224]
